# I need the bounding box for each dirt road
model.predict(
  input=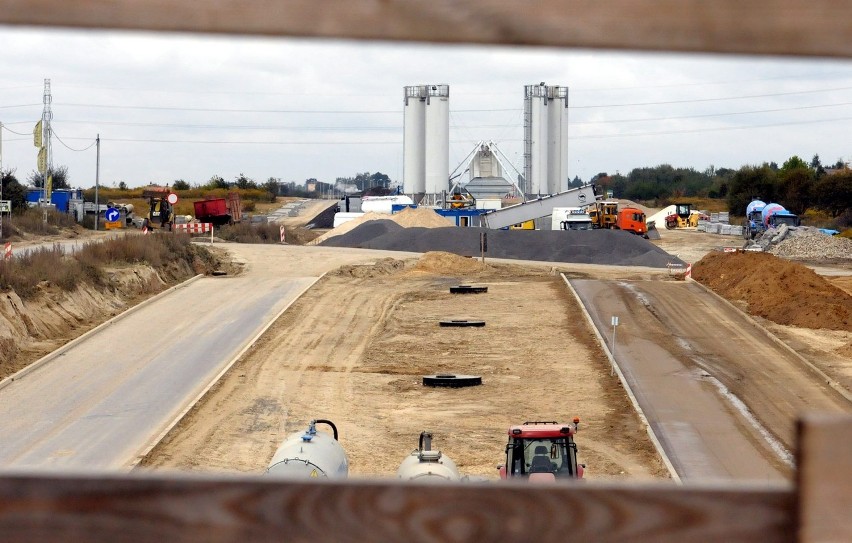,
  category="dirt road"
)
[142,251,667,480]
[572,279,851,481]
